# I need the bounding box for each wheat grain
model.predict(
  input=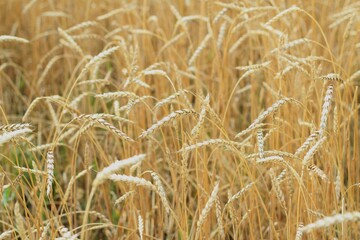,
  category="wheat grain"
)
[114,191,135,206]
[14,166,47,175]
[0,128,32,145]
[196,182,219,237]
[138,215,144,240]
[236,98,292,138]
[302,137,327,166]
[319,84,334,137]
[155,90,189,109]
[235,61,271,71]
[300,212,360,234]
[257,130,264,159]
[269,168,287,211]
[138,109,196,139]
[178,138,249,152]
[295,223,304,240]
[0,123,31,131]
[108,174,156,191]
[265,6,302,25]
[0,35,29,44]
[191,94,209,138]
[335,173,341,201]
[215,196,225,239]
[151,172,171,214]
[319,73,343,83]
[15,202,26,239]
[58,28,83,55]
[307,164,329,182]
[0,230,13,240]
[81,46,120,76]
[256,156,285,164]
[295,131,319,156]
[225,182,254,207]
[188,33,212,65]
[217,22,228,50]
[46,151,54,197]
[93,154,146,187]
